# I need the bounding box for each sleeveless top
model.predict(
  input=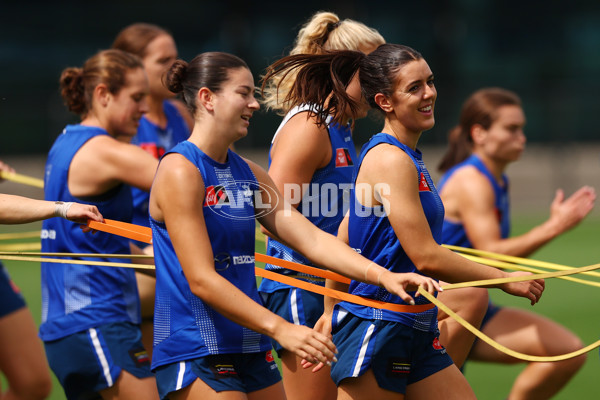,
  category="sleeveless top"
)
[40,124,138,341]
[151,141,271,369]
[130,100,190,228]
[338,133,443,332]
[438,154,510,247]
[260,105,357,292]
